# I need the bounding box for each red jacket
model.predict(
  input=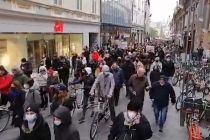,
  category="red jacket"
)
[0,74,13,95]
[92,51,100,62]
